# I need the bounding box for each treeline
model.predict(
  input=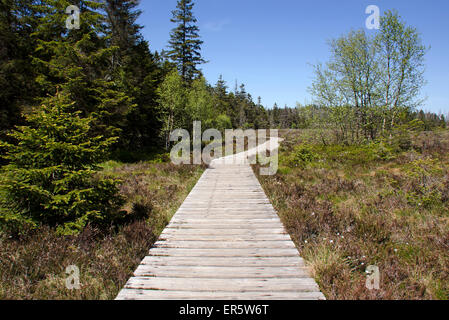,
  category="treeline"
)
[267,104,447,132]
[1,0,163,150]
[0,0,271,154]
[3,2,443,154]
[0,0,270,234]
[0,2,446,234]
